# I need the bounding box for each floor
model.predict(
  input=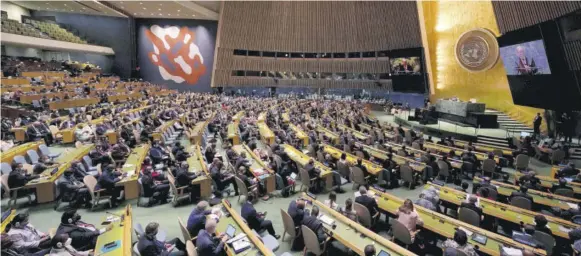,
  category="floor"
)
[2,110,556,256]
